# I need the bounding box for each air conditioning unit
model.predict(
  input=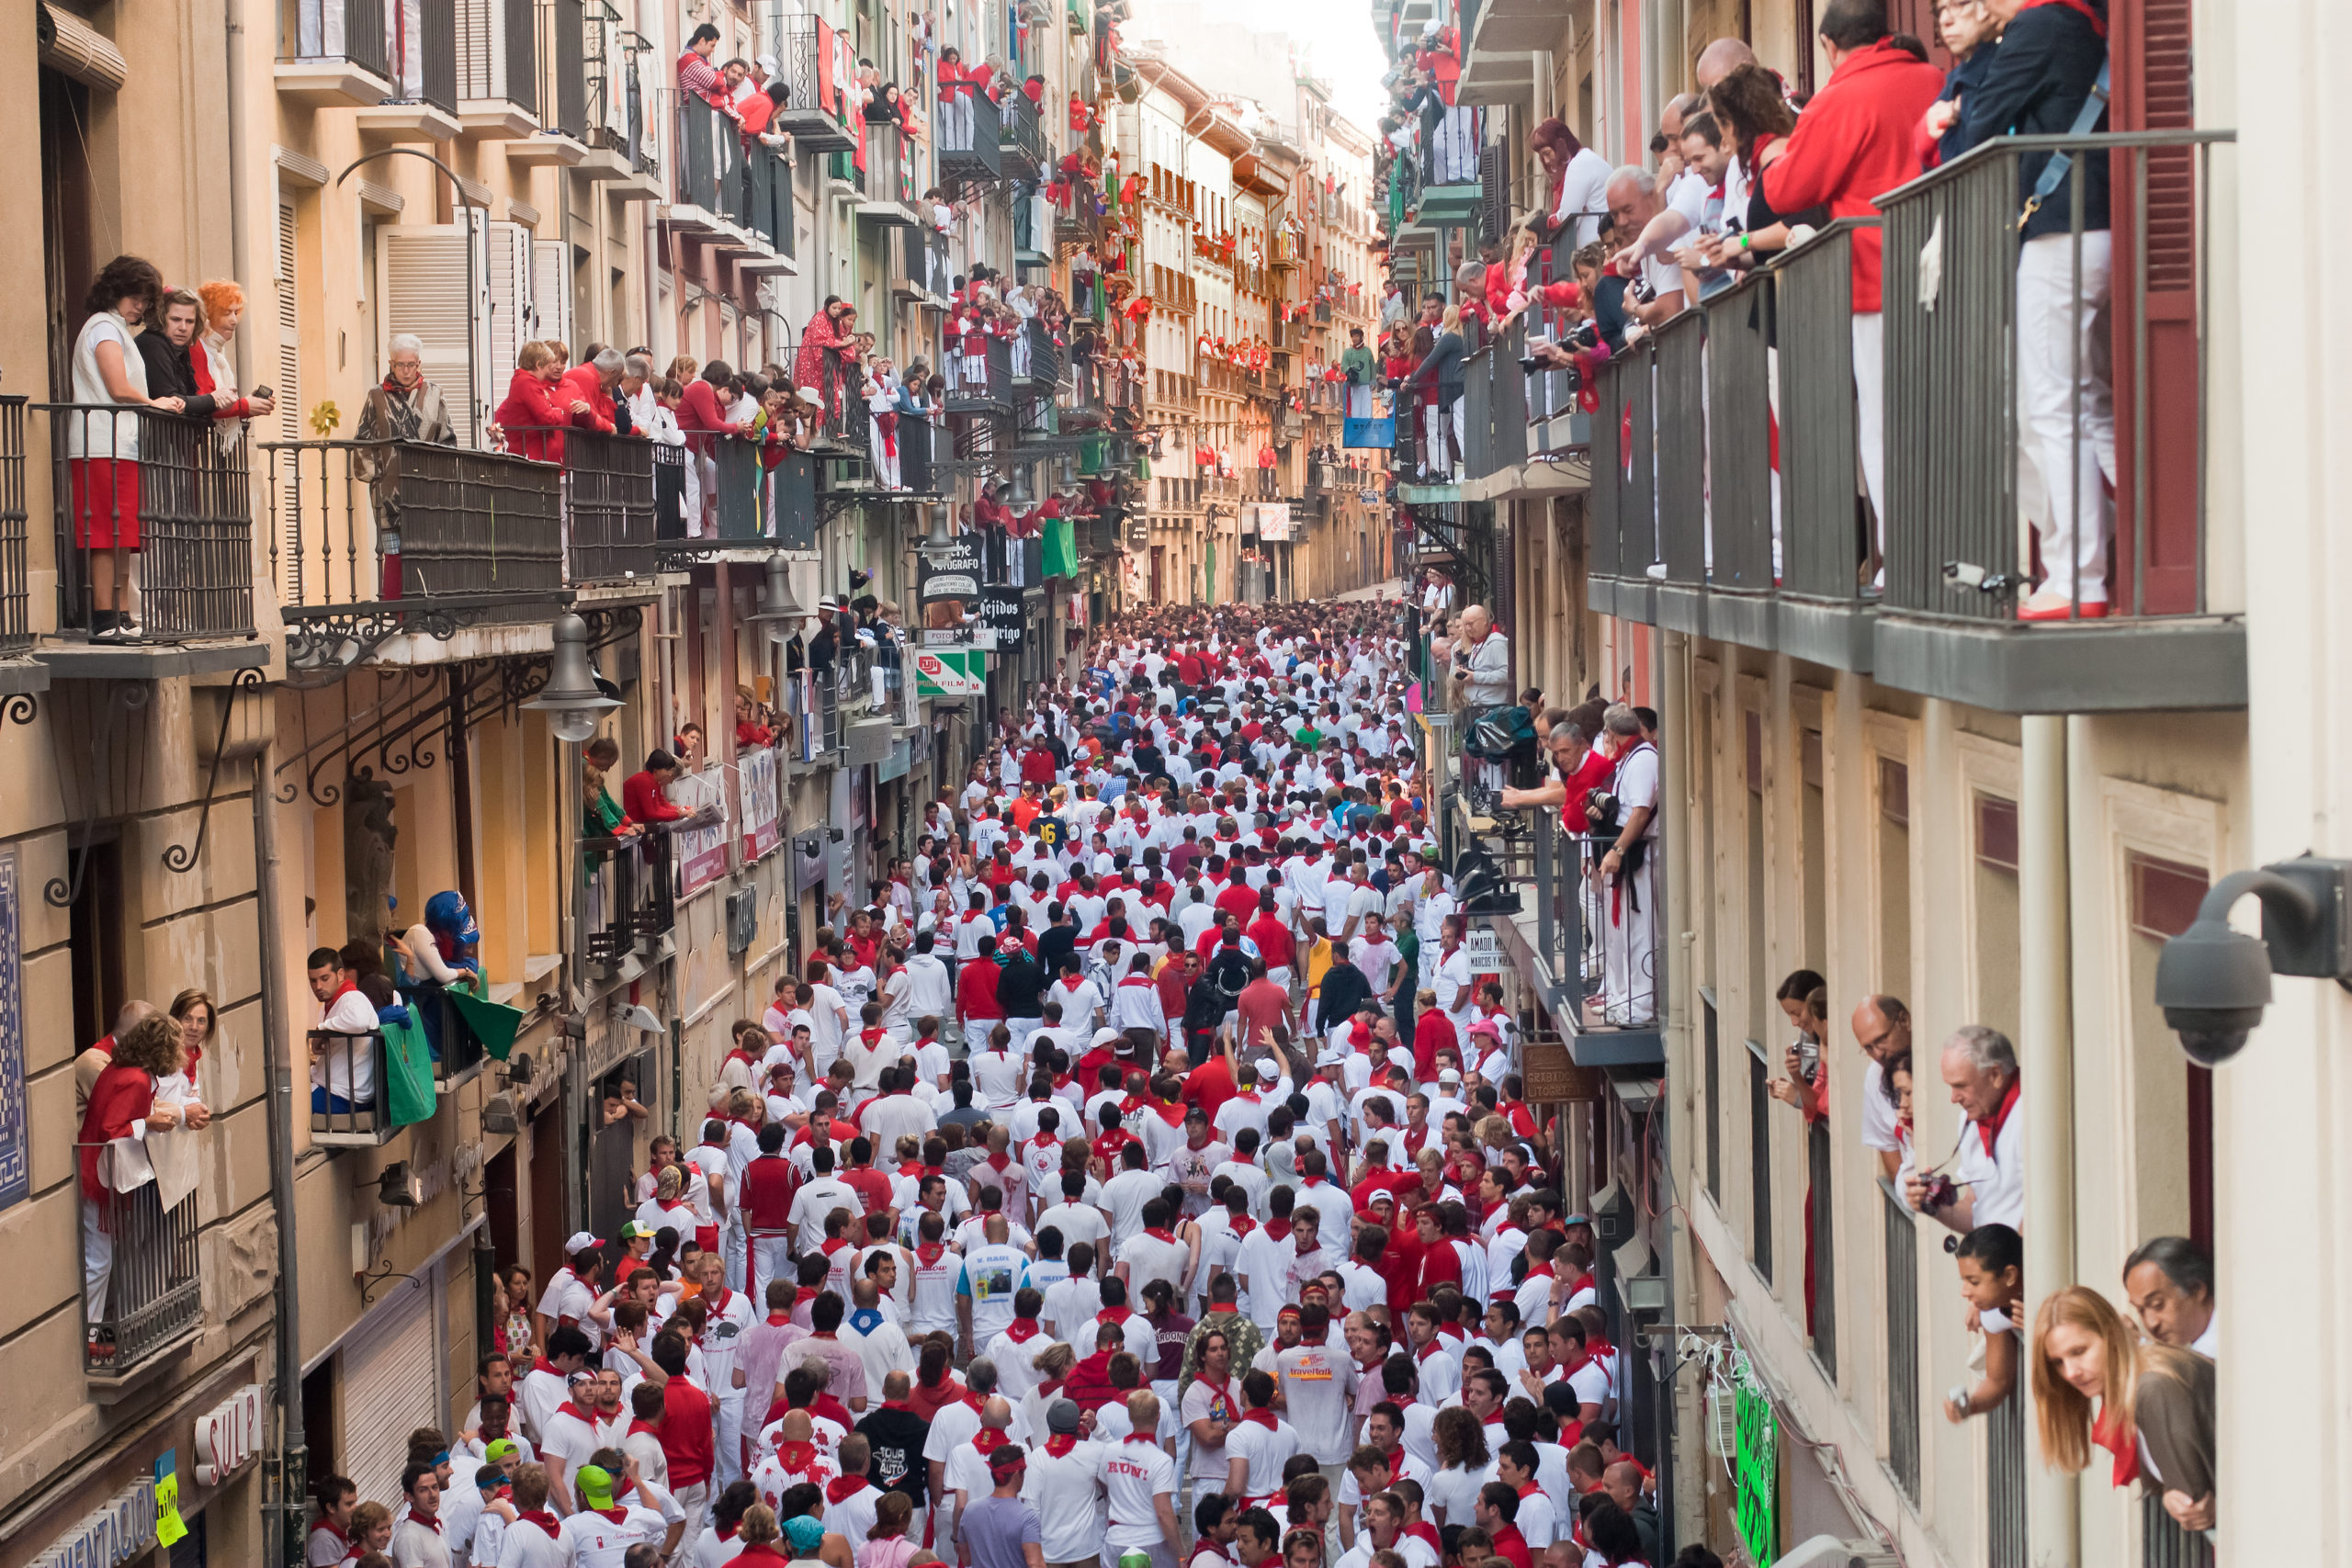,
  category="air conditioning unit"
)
[1704,1380,1738,1458]
[726,886,761,955]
